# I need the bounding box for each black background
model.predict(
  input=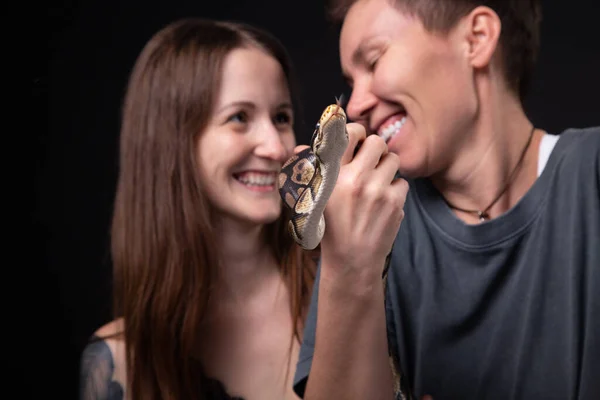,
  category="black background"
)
[34,0,598,397]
